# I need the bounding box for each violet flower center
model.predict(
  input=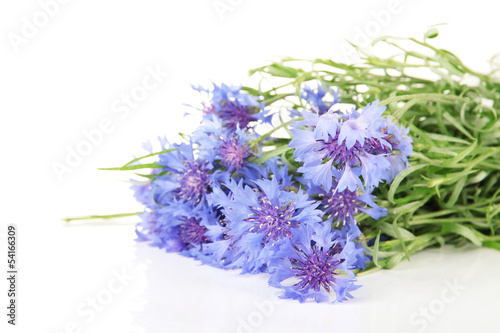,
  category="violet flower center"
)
[176,160,212,204]
[178,216,209,248]
[291,245,343,292]
[219,138,250,170]
[321,188,361,225]
[245,196,298,244]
